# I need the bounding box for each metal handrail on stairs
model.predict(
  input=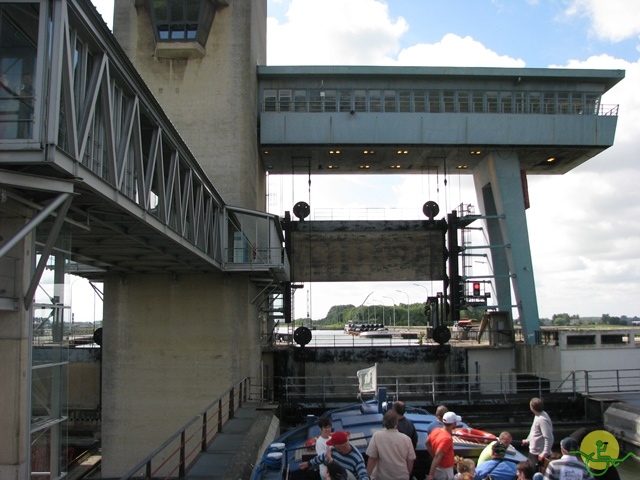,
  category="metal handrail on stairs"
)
[120,377,249,480]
